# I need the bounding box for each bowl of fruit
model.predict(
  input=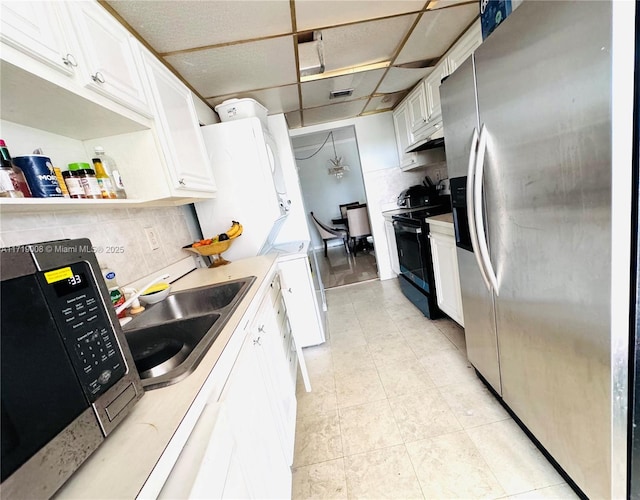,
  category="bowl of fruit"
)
[183,221,243,267]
